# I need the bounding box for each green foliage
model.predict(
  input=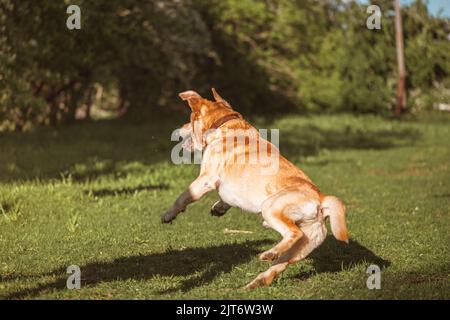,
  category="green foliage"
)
[199,0,449,114]
[0,0,212,128]
[0,0,449,129]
